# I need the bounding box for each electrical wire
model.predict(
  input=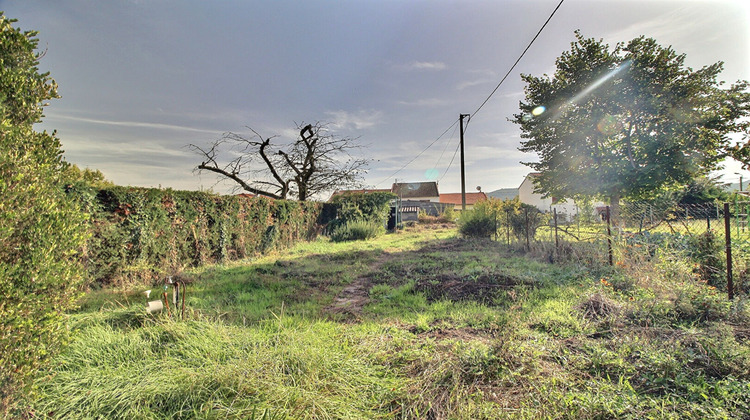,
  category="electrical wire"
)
[437,137,462,183]
[372,0,565,187]
[374,118,460,187]
[467,0,565,129]
[432,121,461,173]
